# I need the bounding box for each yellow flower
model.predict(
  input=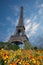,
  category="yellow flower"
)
[0,49,43,65]
[4,60,7,63]
[8,60,10,63]
[37,61,40,65]
[32,58,36,64]
[19,62,21,64]
[1,48,4,50]
[9,63,12,65]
